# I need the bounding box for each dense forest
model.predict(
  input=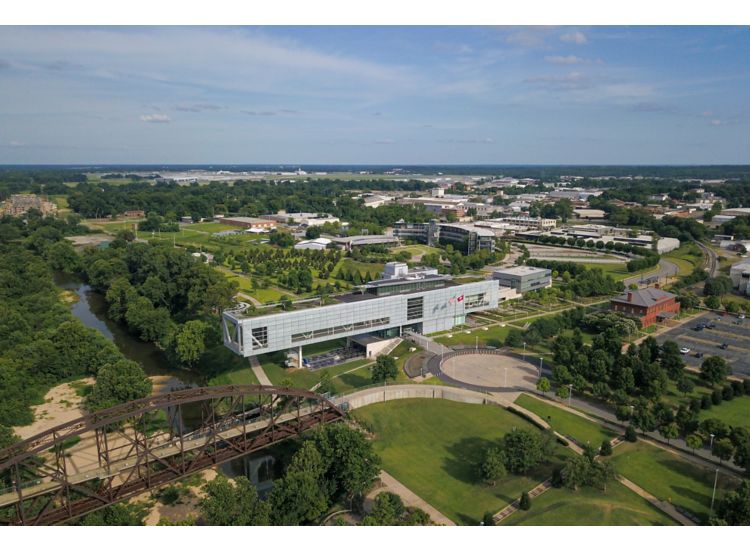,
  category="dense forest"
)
[0,214,152,439]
